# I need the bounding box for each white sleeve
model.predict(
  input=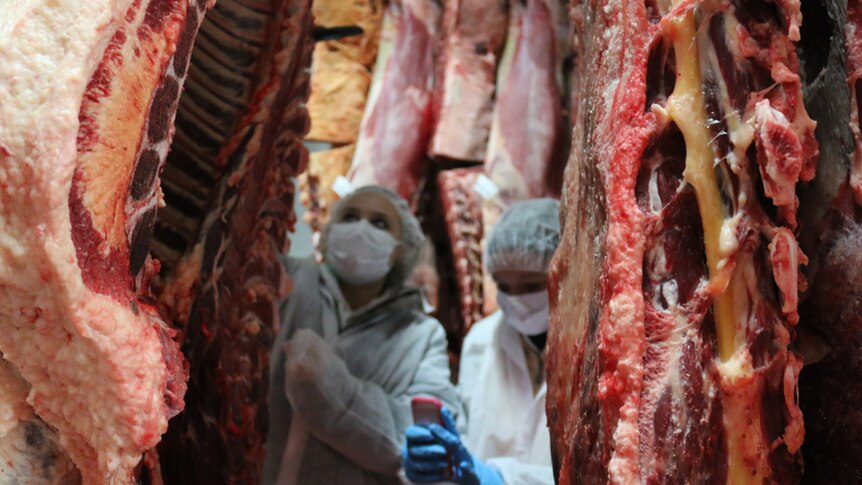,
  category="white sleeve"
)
[456,320,492,422]
[488,457,555,485]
